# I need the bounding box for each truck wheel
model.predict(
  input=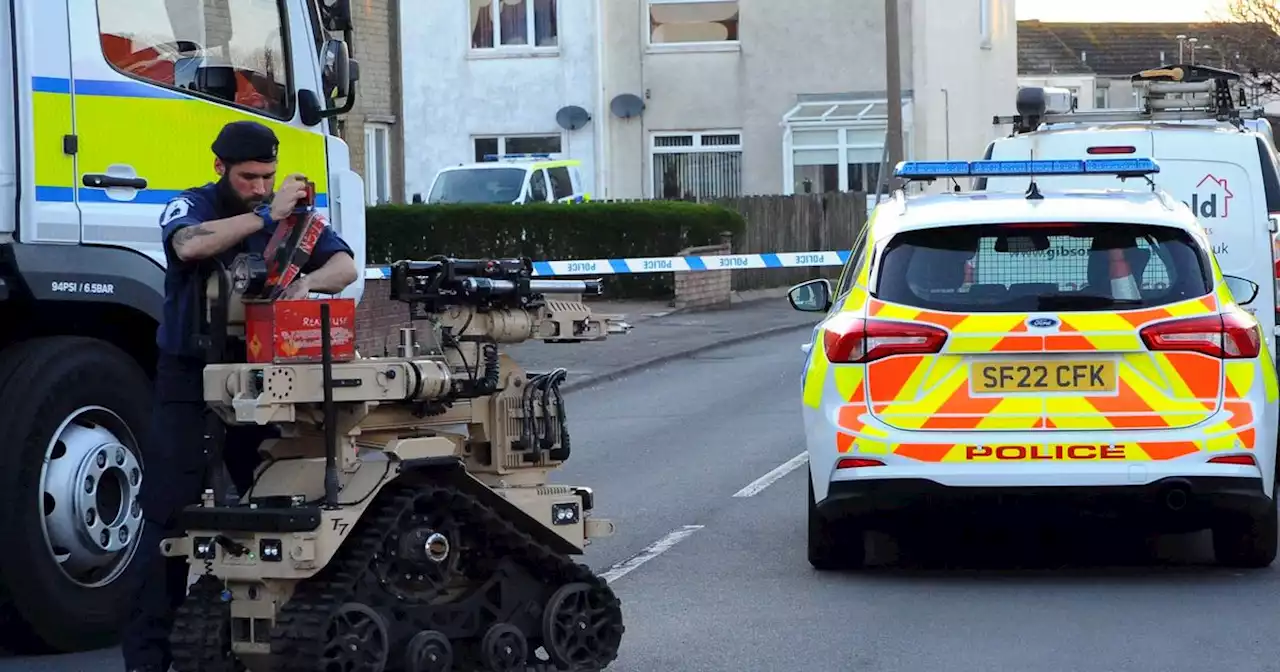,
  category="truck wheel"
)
[807,475,866,570]
[0,336,152,653]
[1212,500,1279,569]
